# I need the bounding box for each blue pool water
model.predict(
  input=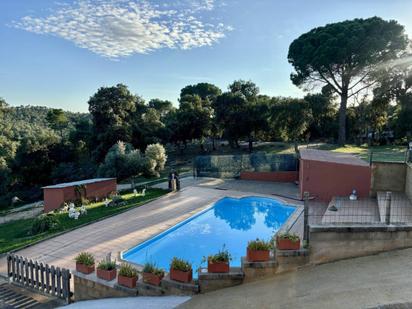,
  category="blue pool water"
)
[122,196,295,276]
